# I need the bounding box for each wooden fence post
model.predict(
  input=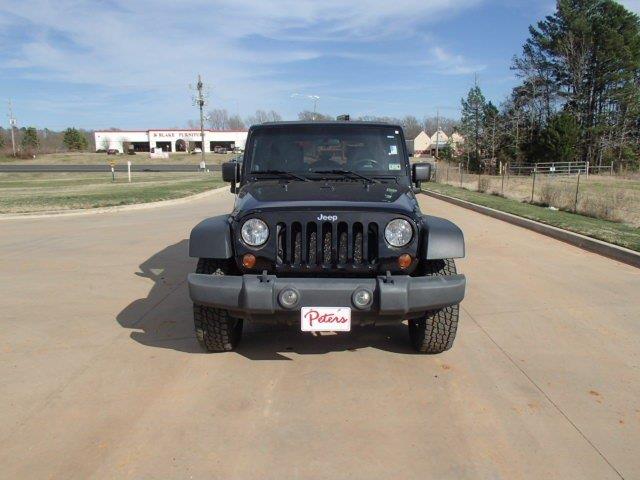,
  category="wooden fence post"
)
[531,171,536,203]
[574,171,581,212]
